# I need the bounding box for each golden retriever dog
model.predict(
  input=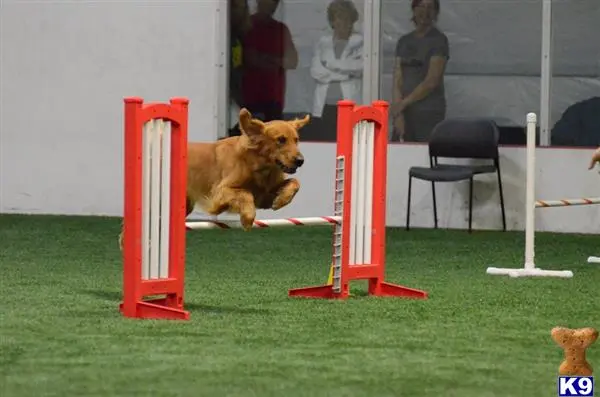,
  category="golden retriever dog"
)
[118,108,310,249]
